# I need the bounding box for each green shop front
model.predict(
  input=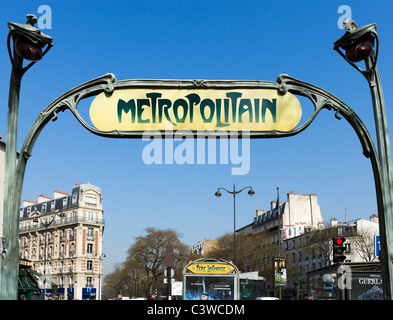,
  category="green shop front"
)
[18,260,40,300]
